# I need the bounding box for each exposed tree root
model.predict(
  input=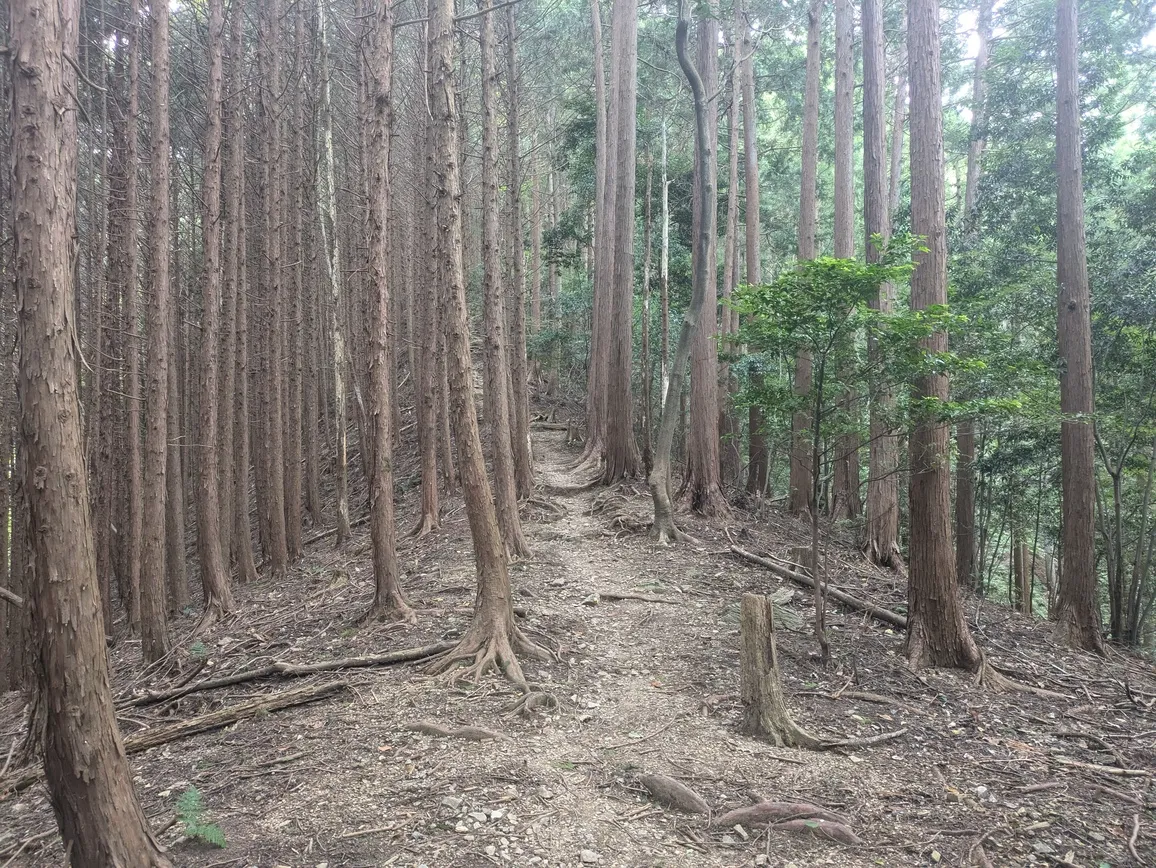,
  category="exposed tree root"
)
[638,773,710,814]
[360,598,417,626]
[504,690,559,717]
[651,521,702,546]
[714,801,849,827]
[409,511,439,539]
[425,619,550,692]
[976,657,1072,700]
[403,721,506,741]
